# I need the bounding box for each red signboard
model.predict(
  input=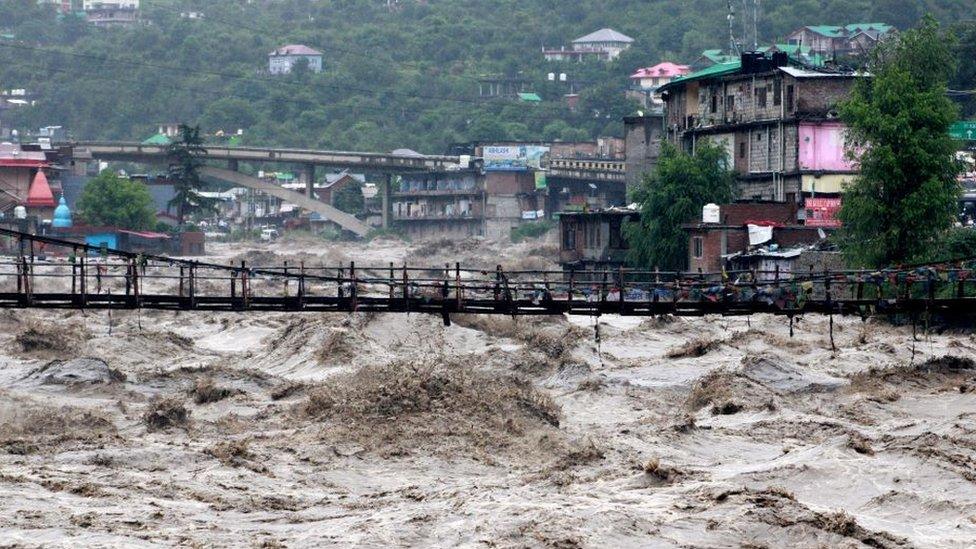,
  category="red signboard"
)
[805,197,842,228]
